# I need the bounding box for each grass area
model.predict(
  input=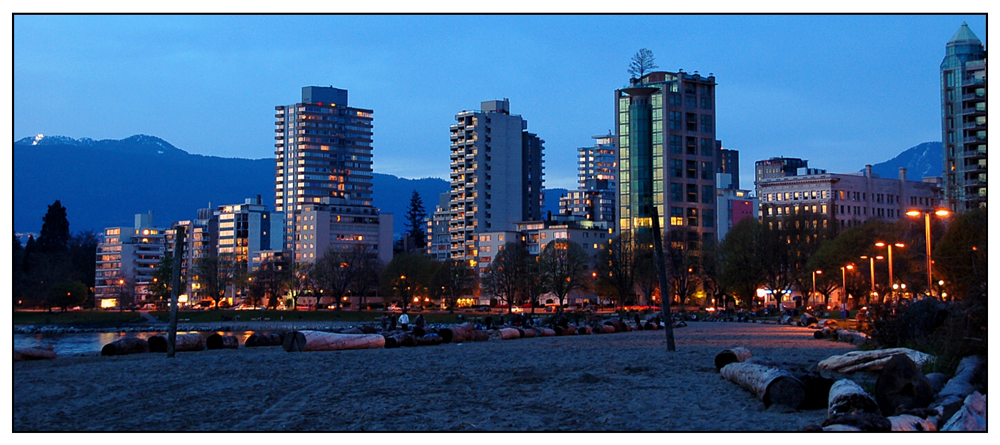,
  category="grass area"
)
[13,310,147,325]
